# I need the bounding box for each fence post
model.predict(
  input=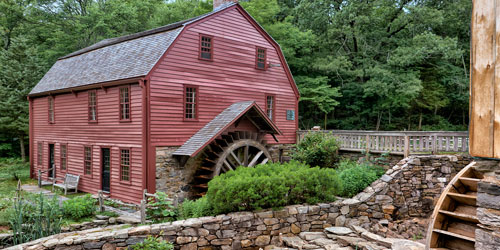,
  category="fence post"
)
[98,190,104,212]
[38,170,41,188]
[365,134,370,155]
[404,135,410,158]
[432,135,438,154]
[140,199,146,224]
